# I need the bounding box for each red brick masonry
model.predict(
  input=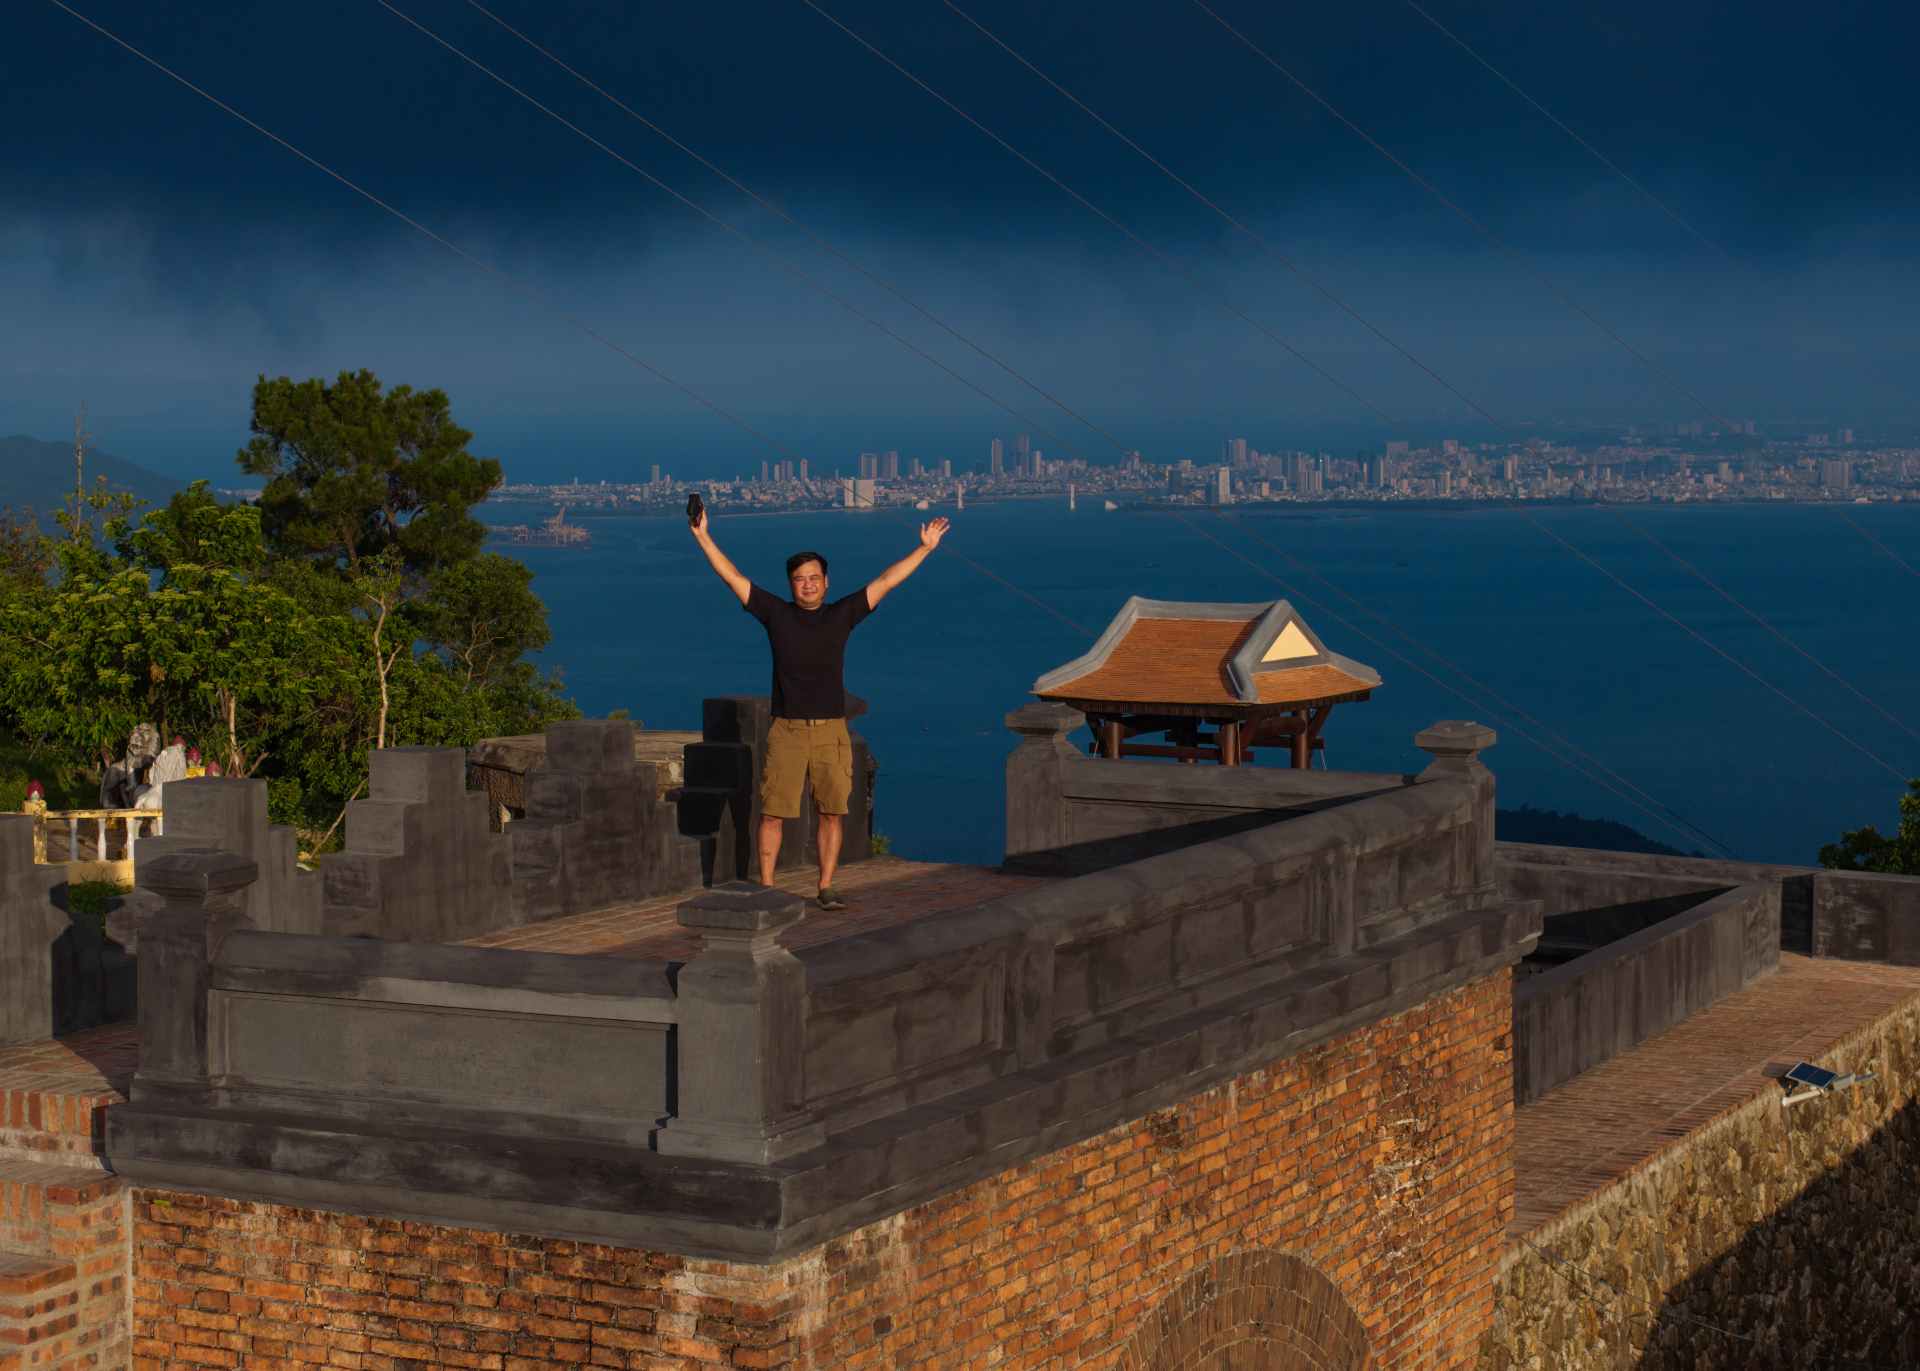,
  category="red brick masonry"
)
[129,972,1514,1371]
